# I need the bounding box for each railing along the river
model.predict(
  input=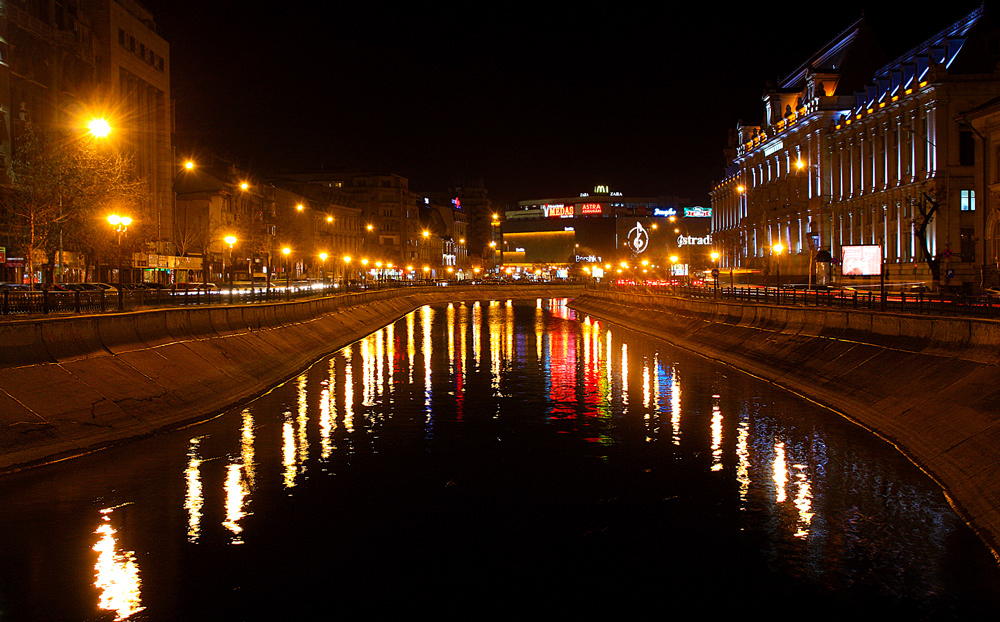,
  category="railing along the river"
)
[0,281,417,317]
[0,280,583,317]
[598,281,1000,319]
